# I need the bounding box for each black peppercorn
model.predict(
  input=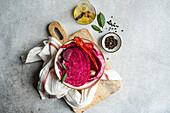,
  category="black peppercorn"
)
[105,36,118,49]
